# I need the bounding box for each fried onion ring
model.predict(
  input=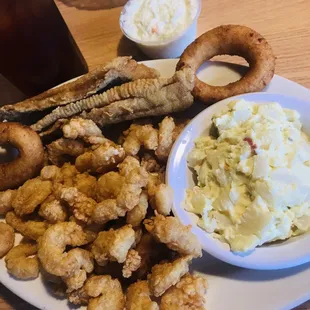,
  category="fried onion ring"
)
[0,123,44,191]
[177,25,276,103]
